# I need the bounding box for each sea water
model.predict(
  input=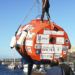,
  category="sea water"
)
[0,65,25,75]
